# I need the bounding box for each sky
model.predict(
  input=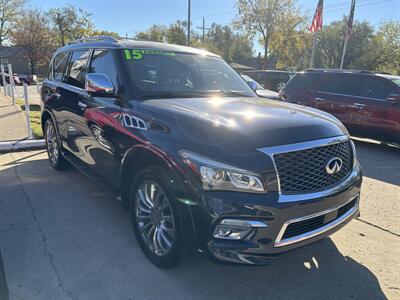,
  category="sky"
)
[30,0,400,51]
